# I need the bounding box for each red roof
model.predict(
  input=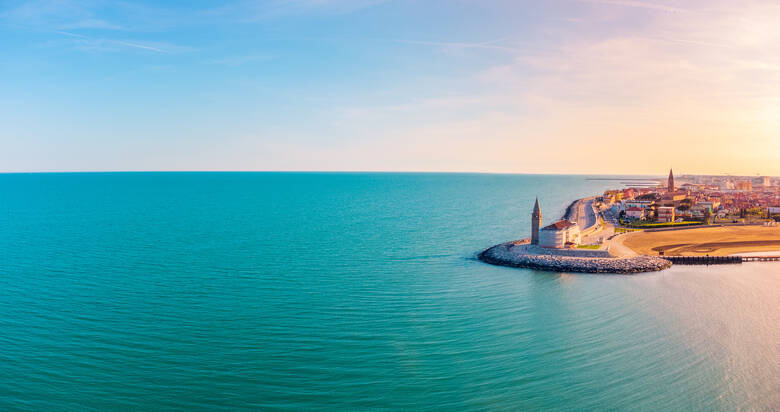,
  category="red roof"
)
[627,207,644,211]
[541,220,577,231]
